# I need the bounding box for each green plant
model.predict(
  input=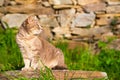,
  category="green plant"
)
[14,67,55,80]
[38,67,55,80]
[0,27,24,71]
[110,17,118,26]
[97,40,120,80]
[55,40,120,80]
